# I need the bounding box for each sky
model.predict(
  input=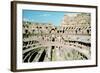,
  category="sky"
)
[23,10,79,26]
